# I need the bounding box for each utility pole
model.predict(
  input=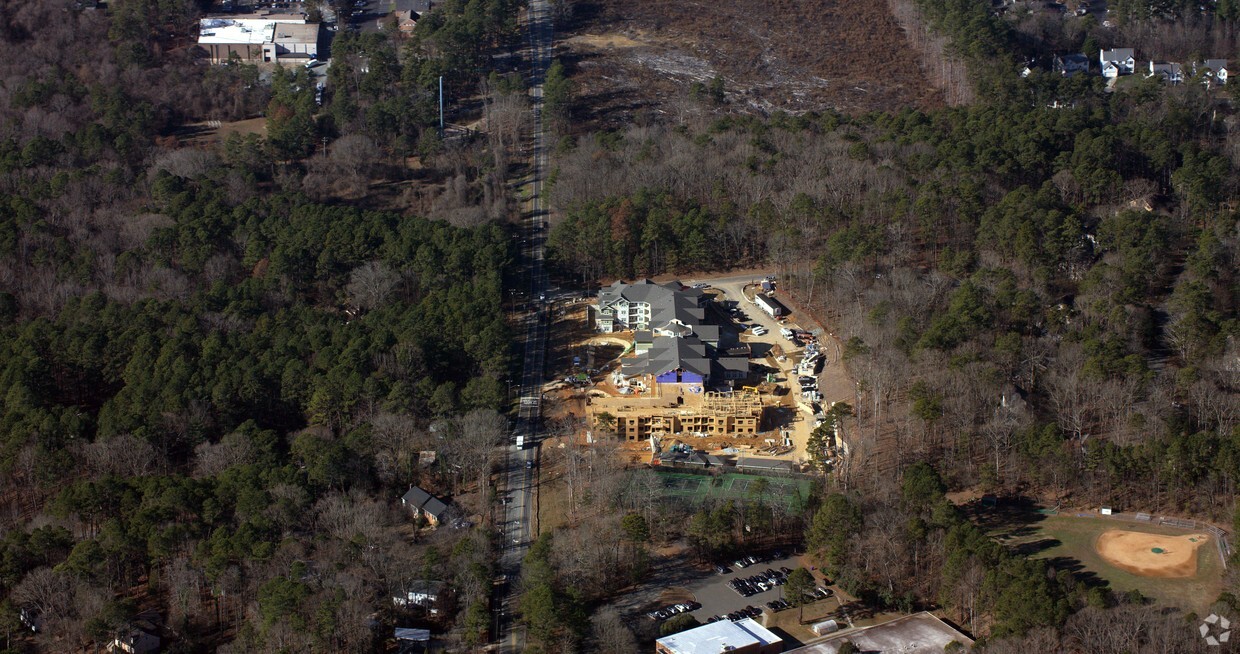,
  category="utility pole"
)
[438,75,444,138]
